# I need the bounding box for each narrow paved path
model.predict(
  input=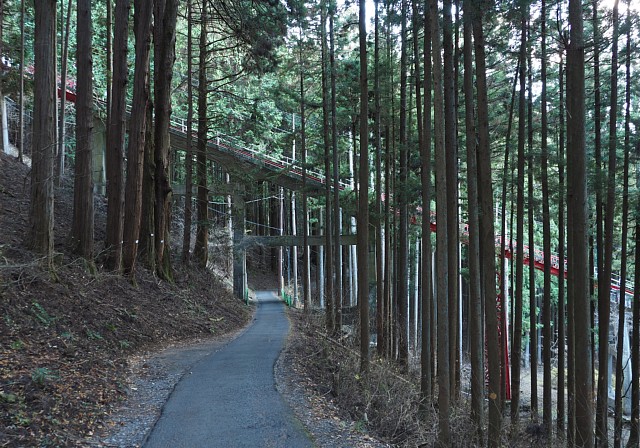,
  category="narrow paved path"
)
[143,291,313,448]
